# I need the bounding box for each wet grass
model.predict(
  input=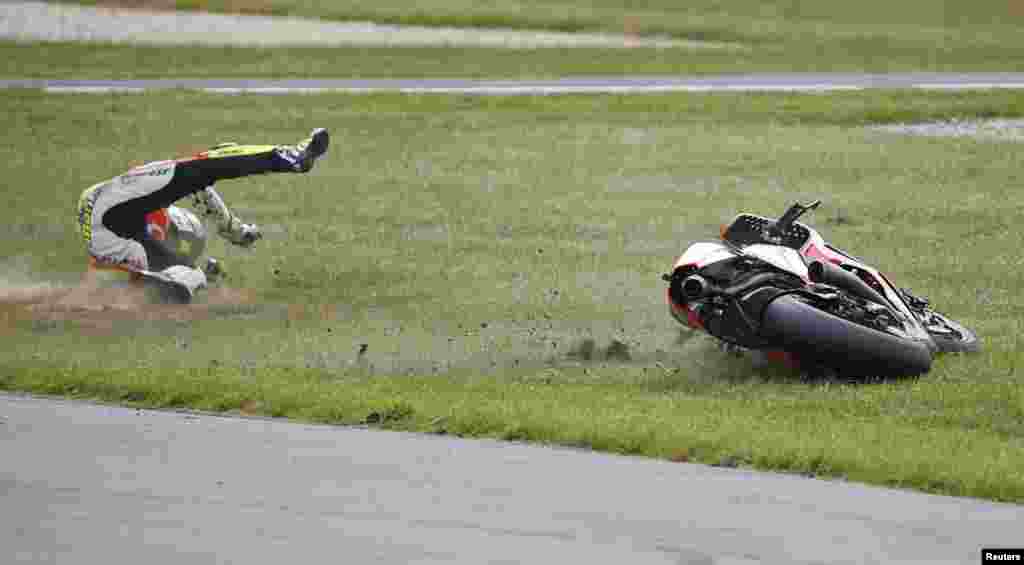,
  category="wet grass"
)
[38,0,1024,74]
[2,89,1024,501]
[5,34,1024,79]
[62,0,1024,46]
